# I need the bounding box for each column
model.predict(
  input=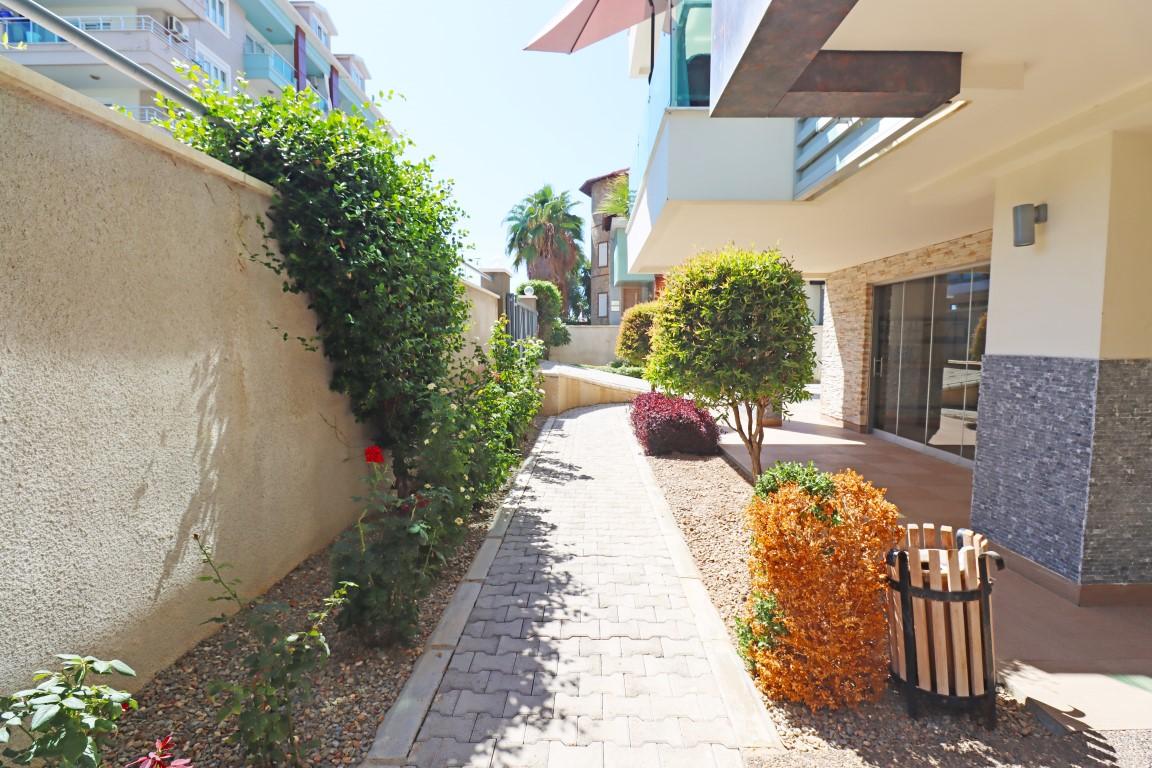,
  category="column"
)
[971,132,1152,602]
